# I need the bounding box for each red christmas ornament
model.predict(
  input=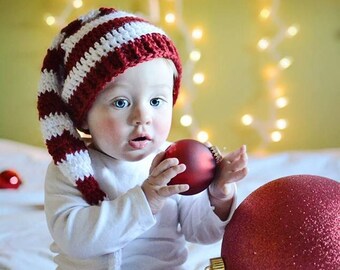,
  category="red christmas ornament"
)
[0,170,22,189]
[221,175,340,270]
[164,139,221,195]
